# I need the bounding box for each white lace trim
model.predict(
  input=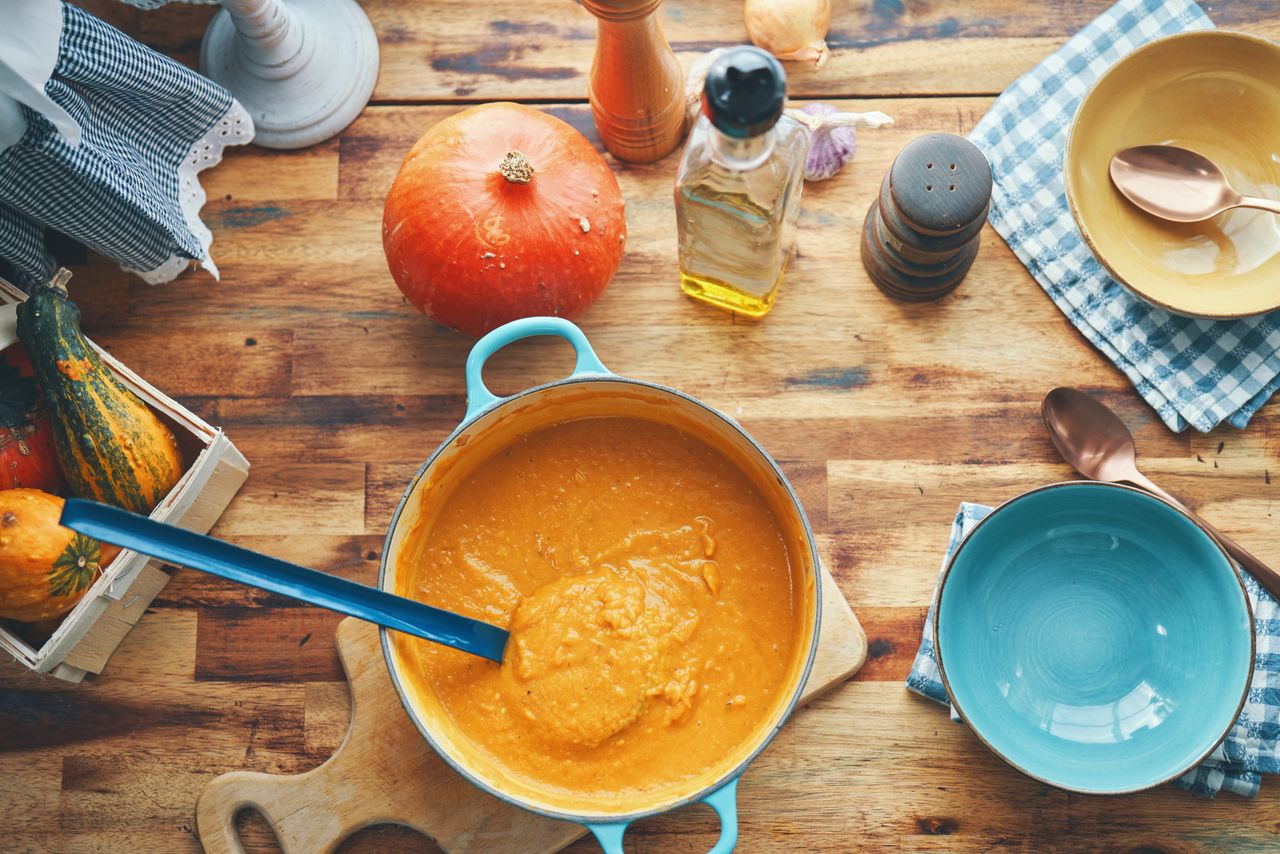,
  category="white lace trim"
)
[127,99,255,285]
[113,1,223,10]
